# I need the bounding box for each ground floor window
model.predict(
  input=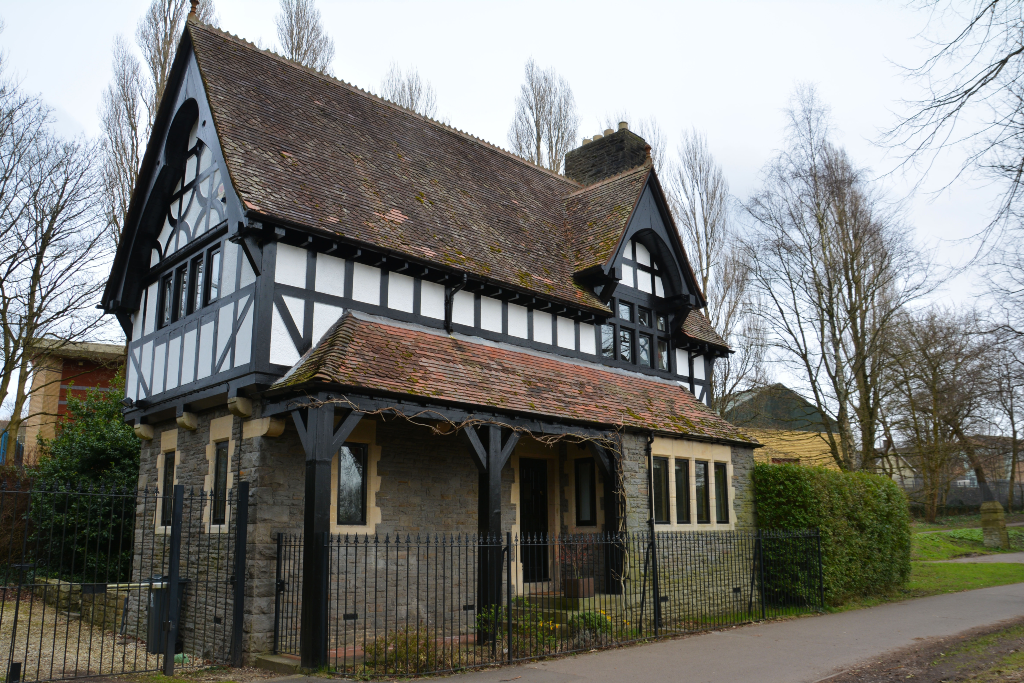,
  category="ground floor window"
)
[574,458,597,526]
[652,457,670,523]
[675,459,690,524]
[337,443,368,526]
[695,460,710,524]
[212,441,229,525]
[714,462,729,524]
[161,452,176,527]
